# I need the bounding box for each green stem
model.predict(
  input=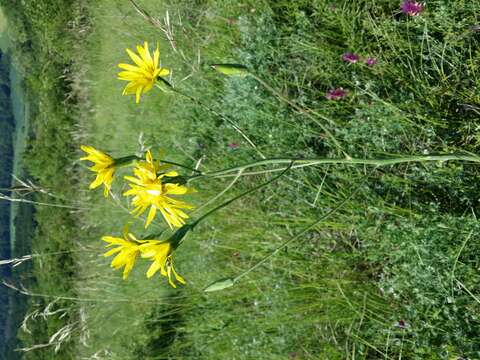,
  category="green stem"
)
[161,159,203,174]
[114,155,140,167]
[191,169,244,215]
[116,153,202,173]
[153,165,292,250]
[190,163,293,228]
[188,153,480,181]
[233,182,363,282]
